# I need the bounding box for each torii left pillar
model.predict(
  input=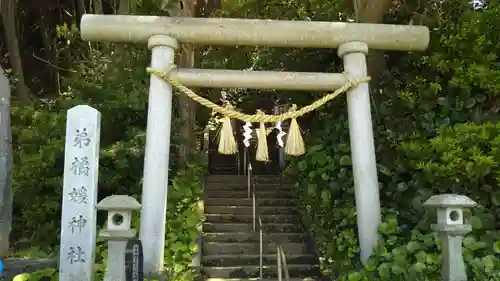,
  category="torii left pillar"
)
[139,35,178,275]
